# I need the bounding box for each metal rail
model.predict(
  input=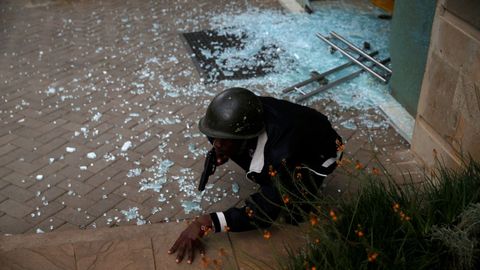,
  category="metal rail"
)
[297,57,391,102]
[331,31,392,74]
[316,33,388,83]
[282,51,379,94]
